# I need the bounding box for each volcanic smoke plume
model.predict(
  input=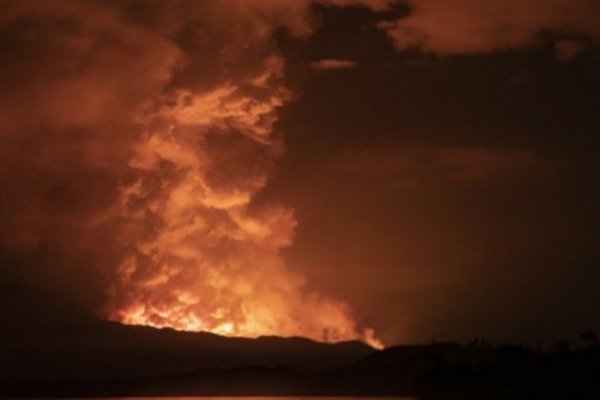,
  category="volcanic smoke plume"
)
[109,59,379,345]
[0,1,380,347]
